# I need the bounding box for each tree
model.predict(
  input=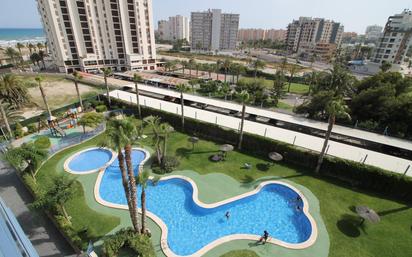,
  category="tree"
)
[380,61,392,72]
[144,116,173,167]
[102,118,141,233]
[3,143,48,181]
[135,170,156,234]
[4,47,18,66]
[231,63,245,83]
[236,90,250,150]
[38,50,46,69]
[188,58,196,77]
[272,71,286,105]
[30,52,41,67]
[315,99,350,173]
[133,73,142,119]
[16,43,25,64]
[103,68,112,106]
[0,100,23,139]
[72,71,84,111]
[287,65,299,92]
[78,112,104,133]
[188,79,198,93]
[31,174,76,222]
[222,59,232,82]
[249,59,266,79]
[27,43,35,54]
[180,60,188,75]
[176,84,189,130]
[35,76,52,118]
[0,74,29,138]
